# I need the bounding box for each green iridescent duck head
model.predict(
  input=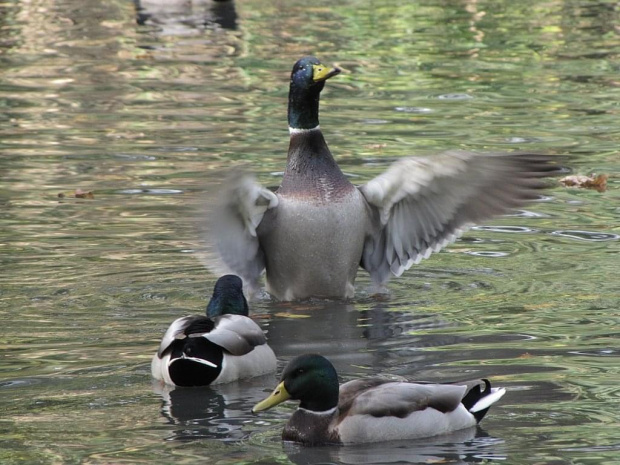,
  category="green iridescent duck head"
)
[288,56,341,130]
[253,354,340,413]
